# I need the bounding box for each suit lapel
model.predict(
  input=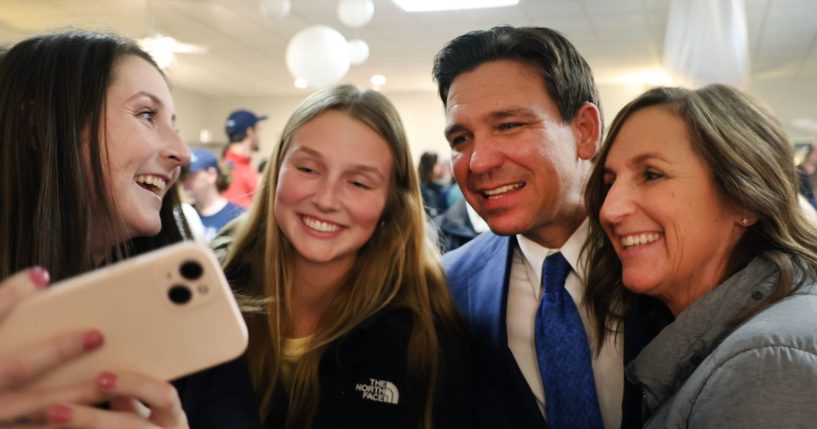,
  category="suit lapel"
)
[466,234,516,351]
[464,235,547,428]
